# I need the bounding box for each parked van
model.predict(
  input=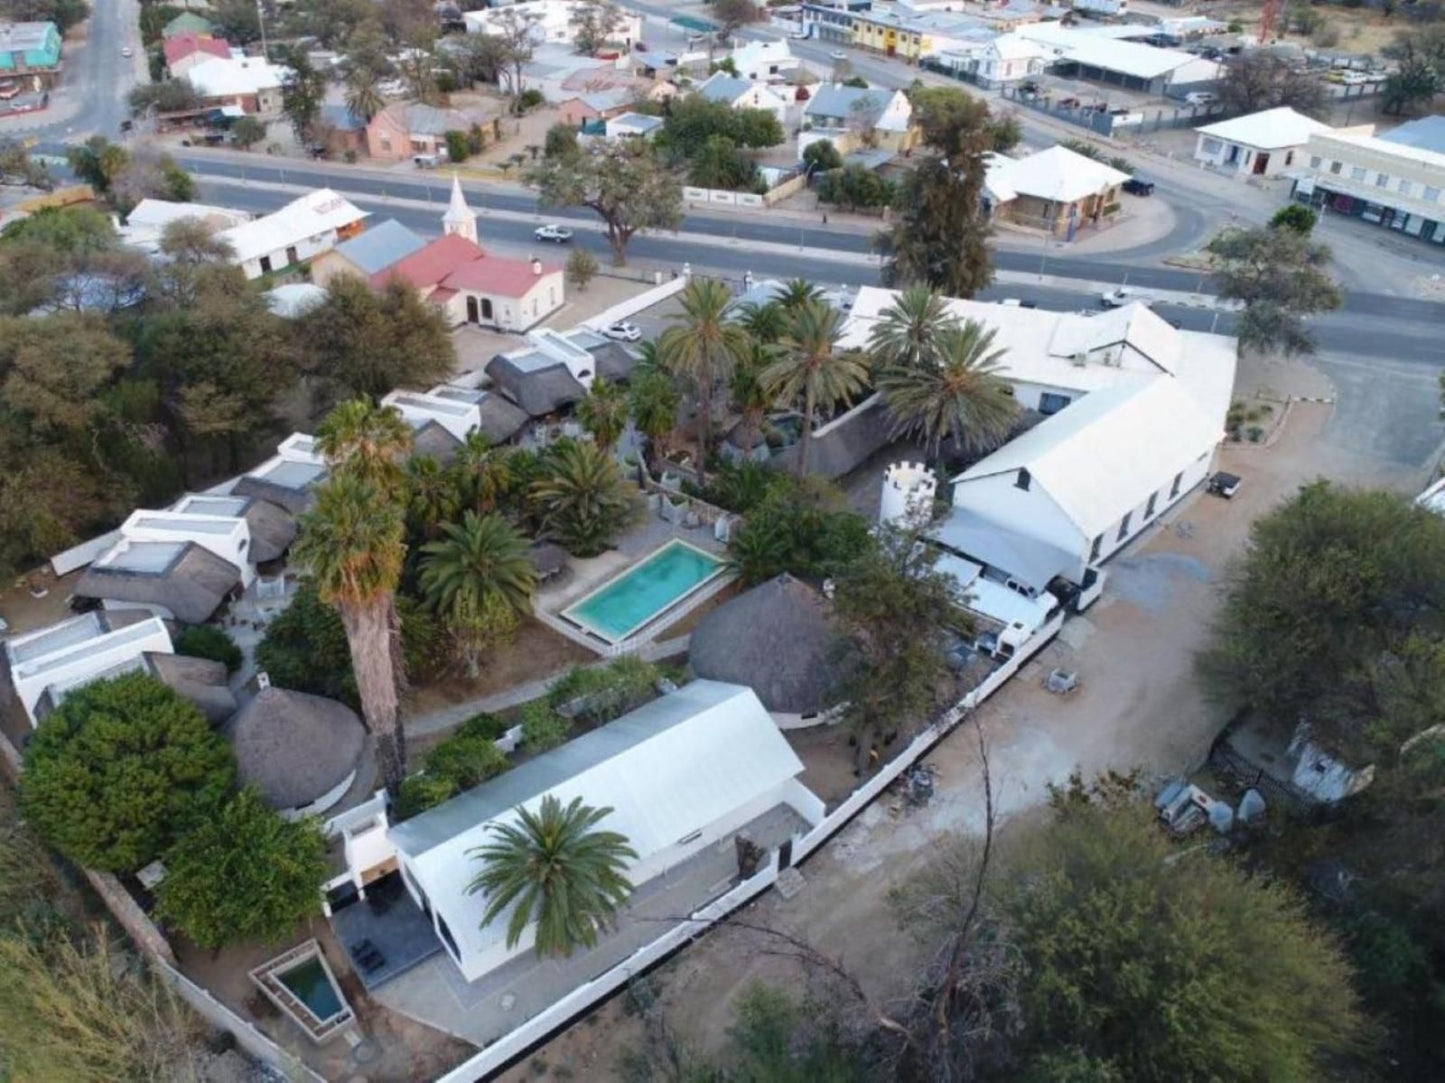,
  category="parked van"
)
[412,153,442,169]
